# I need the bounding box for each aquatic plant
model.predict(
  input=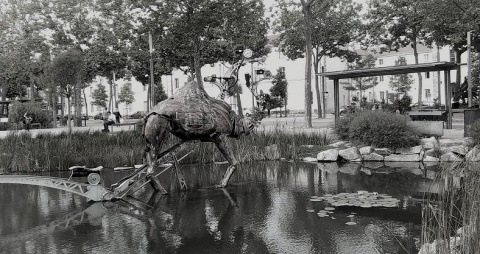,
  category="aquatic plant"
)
[0,129,330,172]
[420,161,480,253]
